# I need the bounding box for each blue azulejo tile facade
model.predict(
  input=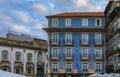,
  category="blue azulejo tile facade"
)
[44,12,105,77]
